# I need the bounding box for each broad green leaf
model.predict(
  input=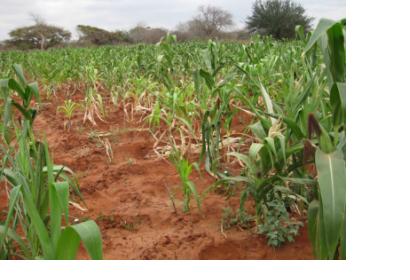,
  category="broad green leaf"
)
[20,184,53,258]
[337,82,346,110]
[0,225,30,258]
[0,186,22,250]
[315,148,346,257]
[199,69,215,90]
[56,220,103,260]
[249,143,264,161]
[8,79,26,100]
[55,227,80,260]
[305,19,336,52]
[187,181,201,211]
[249,121,267,140]
[229,152,257,175]
[308,200,329,259]
[259,82,277,127]
[279,177,316,185]
[12,64,27,86]
[28,82,40,102]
